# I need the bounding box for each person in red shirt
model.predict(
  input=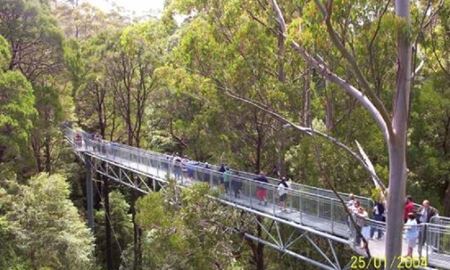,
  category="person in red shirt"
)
[404,195,415,222]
